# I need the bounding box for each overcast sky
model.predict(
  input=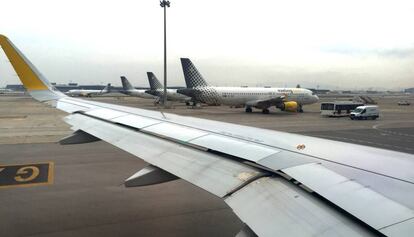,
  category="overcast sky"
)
[0,0,413,90]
